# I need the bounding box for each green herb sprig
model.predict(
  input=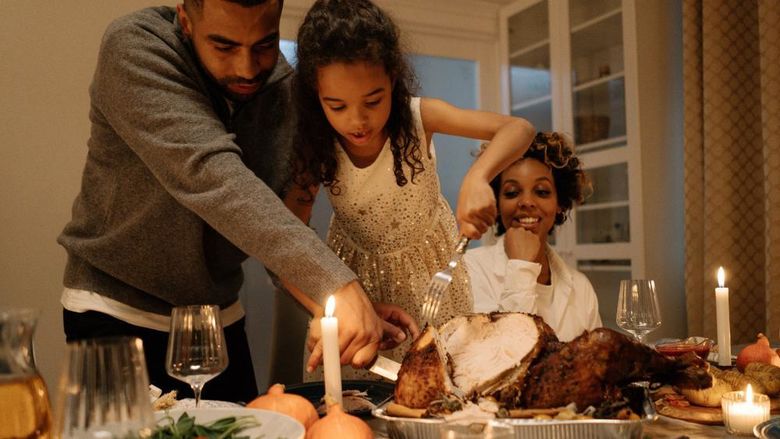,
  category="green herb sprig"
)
[152,412,261,439]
